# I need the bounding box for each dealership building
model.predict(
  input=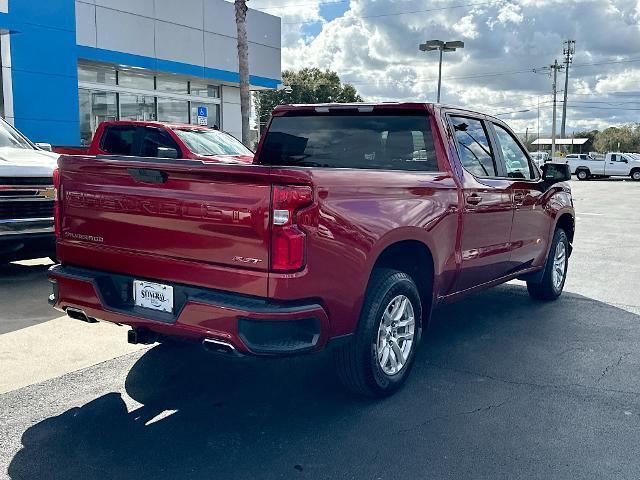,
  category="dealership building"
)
[0,0,281,145]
